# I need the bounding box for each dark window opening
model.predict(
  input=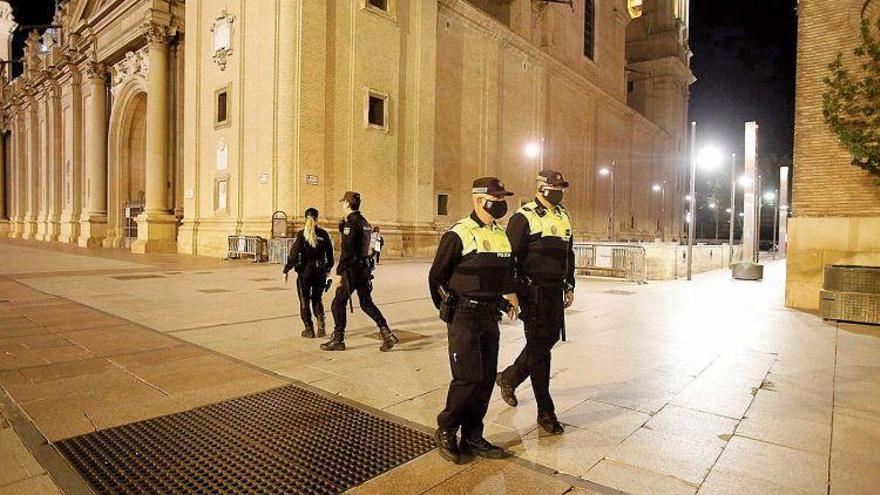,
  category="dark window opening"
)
[367,0,388,11]
[216,89,229,125]
[437,193,449,216]
[469,0,512,25]
[368,95,385,128]
[628,80,635,93]
[584,0,595,59]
